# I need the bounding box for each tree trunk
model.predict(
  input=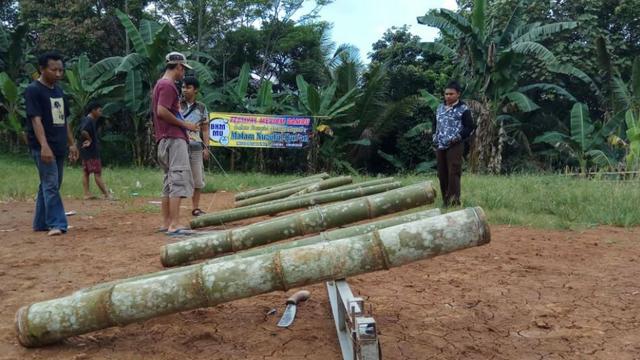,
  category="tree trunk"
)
[468,99,503,174]
[257,148,265,172]
[306,133,319,173]
[145,123,155,165]
[229,148,235,171]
